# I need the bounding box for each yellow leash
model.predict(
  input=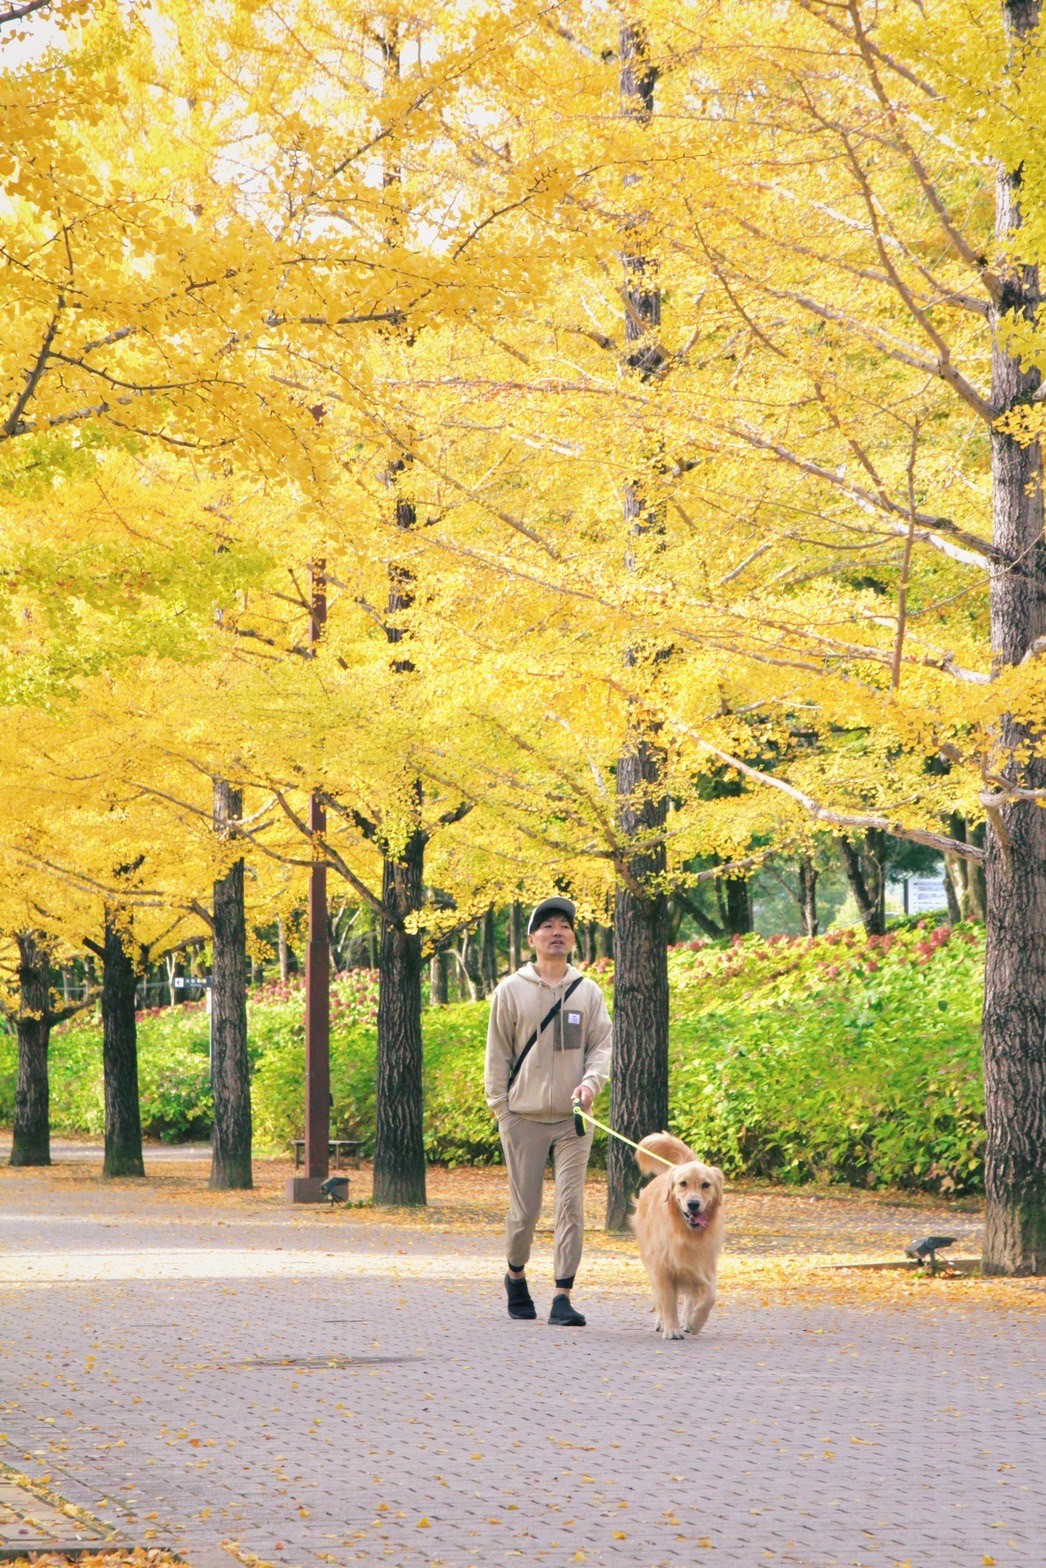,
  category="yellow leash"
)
[572,1105,677,1169]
